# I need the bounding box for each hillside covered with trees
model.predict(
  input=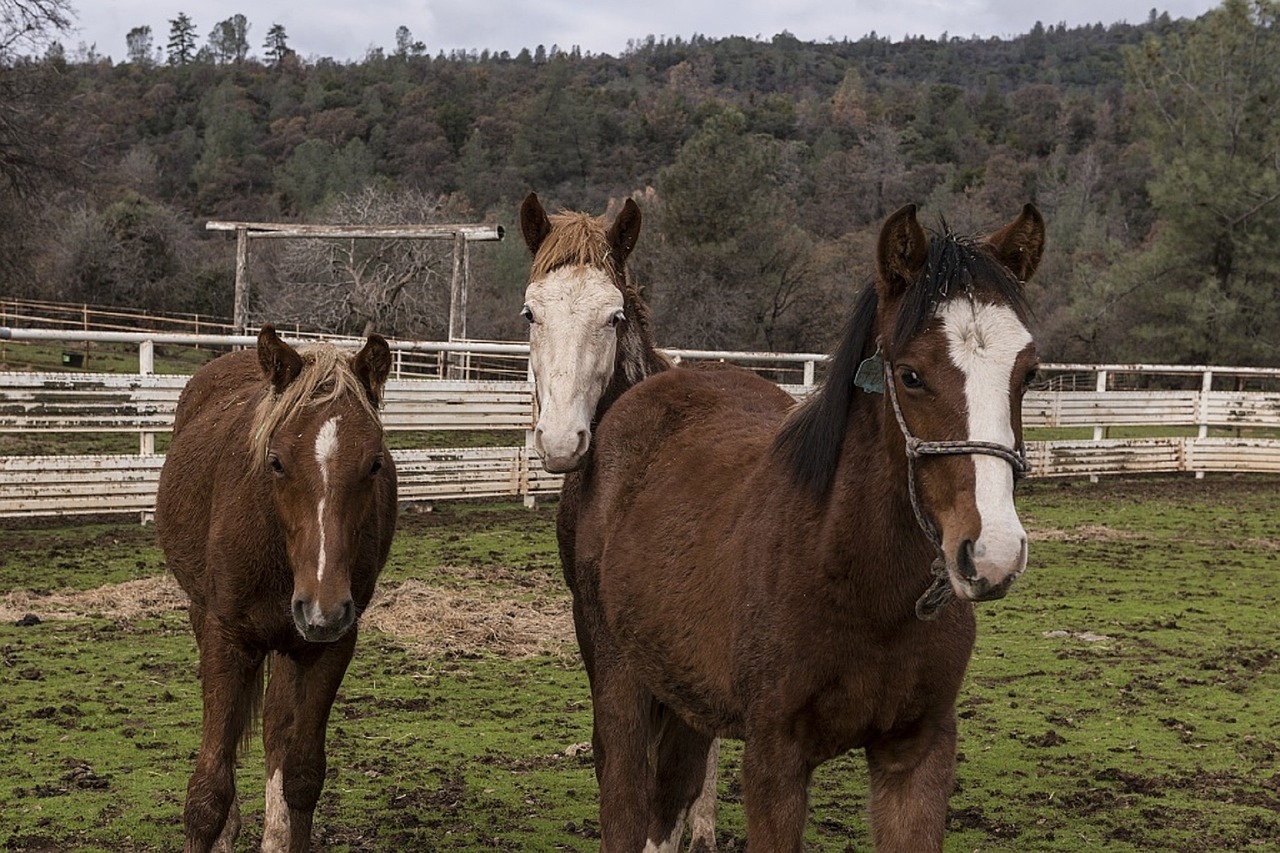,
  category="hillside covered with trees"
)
[2,0,1277,365]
